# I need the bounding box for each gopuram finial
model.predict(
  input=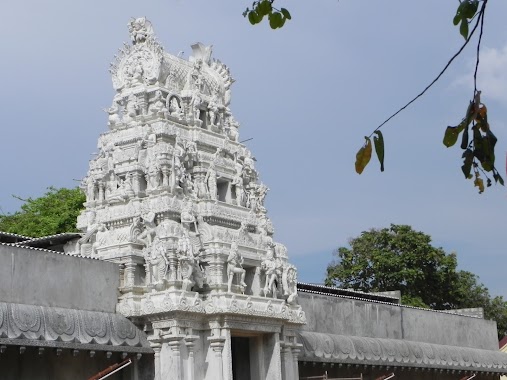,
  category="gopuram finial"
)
[128,17,154,45]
